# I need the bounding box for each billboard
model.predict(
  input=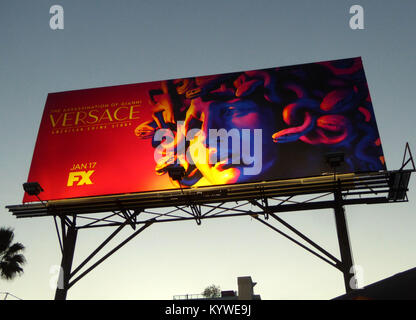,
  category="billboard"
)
[23,57,386,203]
